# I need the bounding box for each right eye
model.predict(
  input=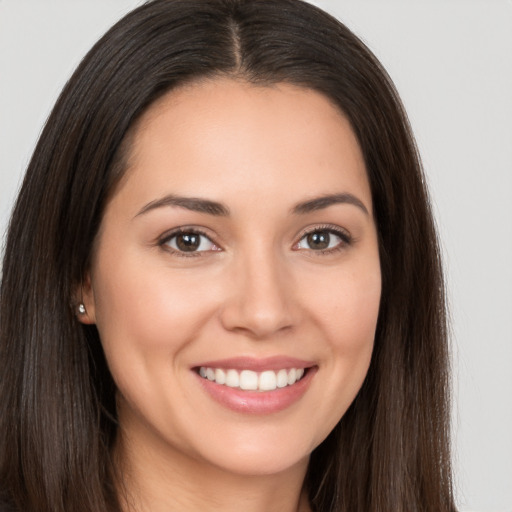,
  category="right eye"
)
[293,225,352,254]
[162,230,220,255]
